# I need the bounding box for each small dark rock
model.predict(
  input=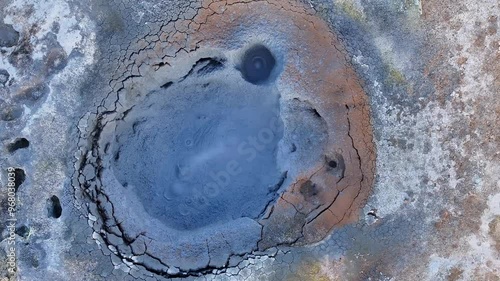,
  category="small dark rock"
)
[16,225,30,238]
[0,23,19,47]
[44,47,67,76]
[0,69,9,85]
